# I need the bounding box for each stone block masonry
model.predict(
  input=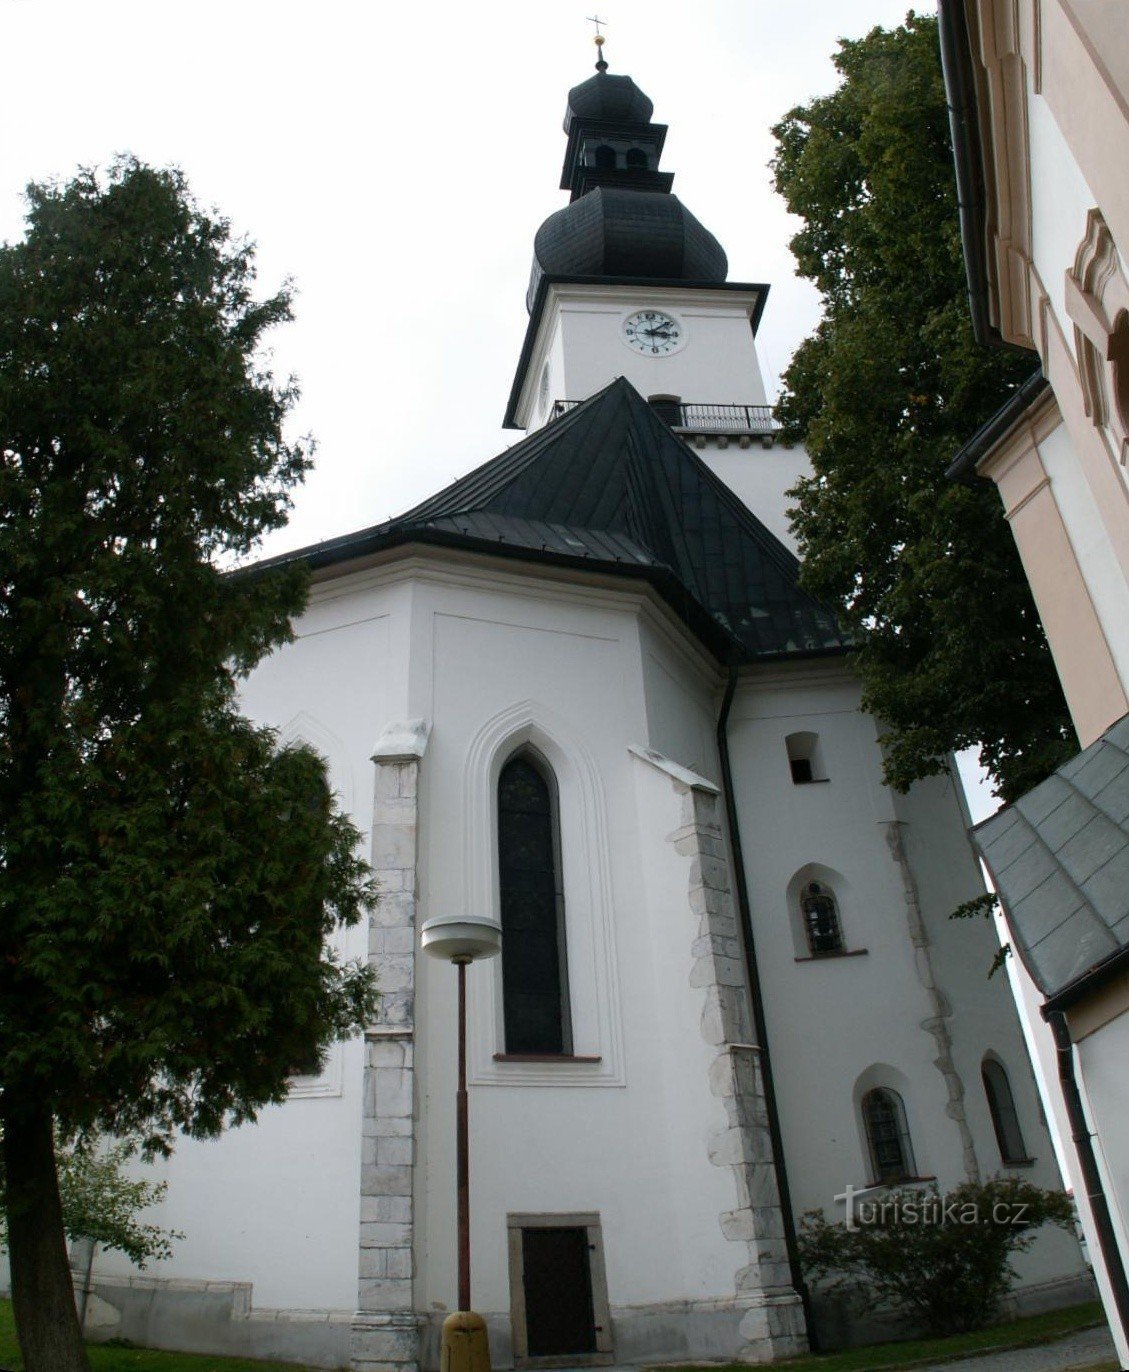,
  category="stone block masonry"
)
[672,778,807,1363]
[352,720,431,1372]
